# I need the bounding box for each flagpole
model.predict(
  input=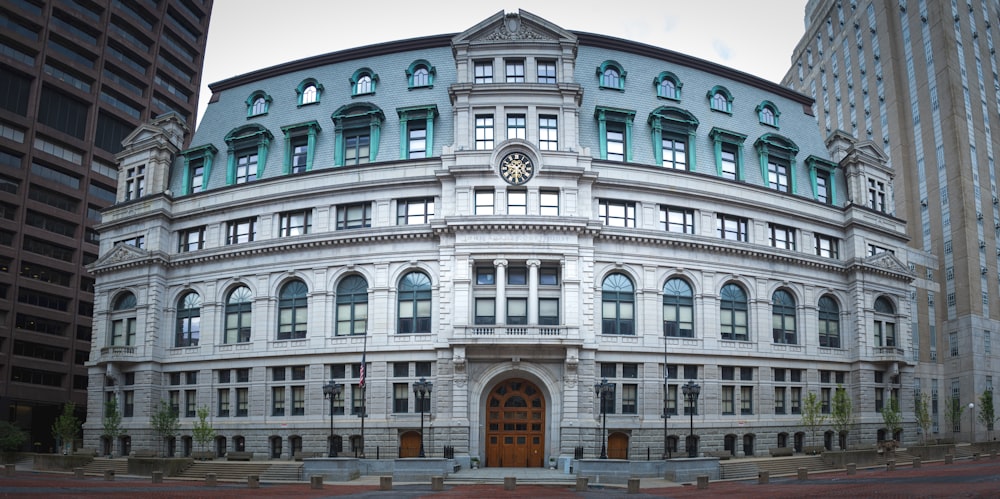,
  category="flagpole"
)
[359,332,367,459]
